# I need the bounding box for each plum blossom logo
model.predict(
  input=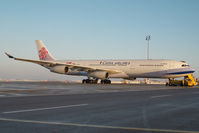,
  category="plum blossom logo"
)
[39,47,48,60]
